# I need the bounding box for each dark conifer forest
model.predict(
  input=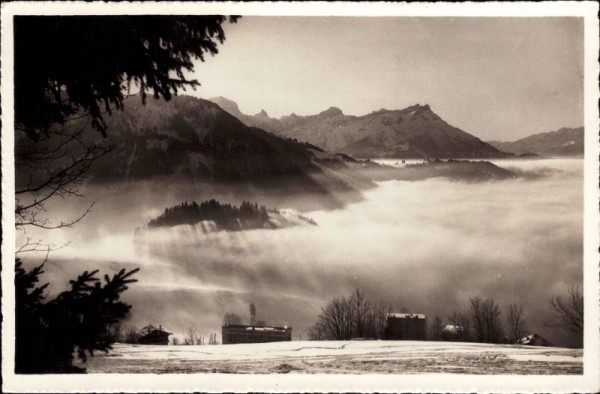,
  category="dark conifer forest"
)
[147,199,317,231]
[150,200,271,230]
